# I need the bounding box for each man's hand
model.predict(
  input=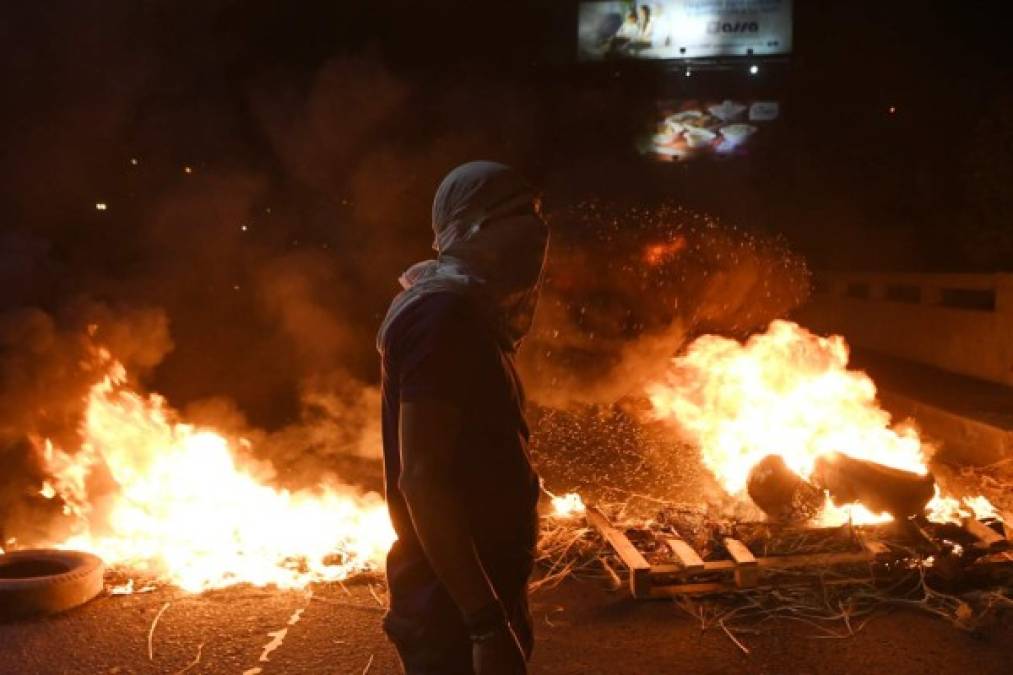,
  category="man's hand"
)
[472,623,528,675]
